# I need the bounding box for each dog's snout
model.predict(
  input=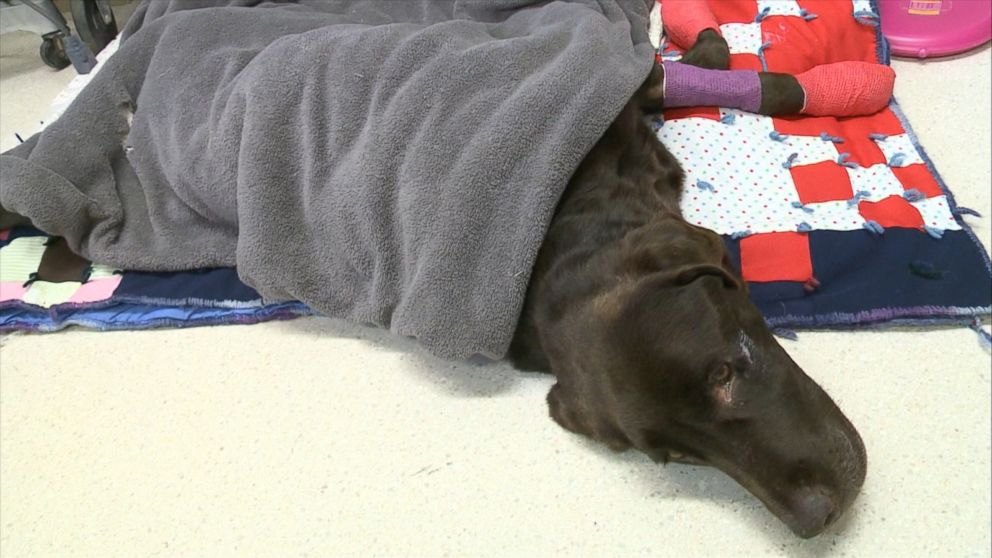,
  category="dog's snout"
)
[792,487,839,538]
